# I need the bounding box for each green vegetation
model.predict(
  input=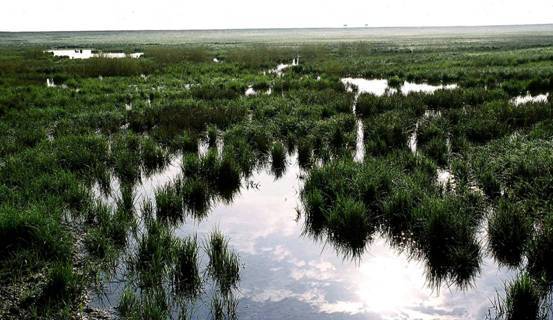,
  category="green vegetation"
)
[1,30,553,318]
[206,230,240,296]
